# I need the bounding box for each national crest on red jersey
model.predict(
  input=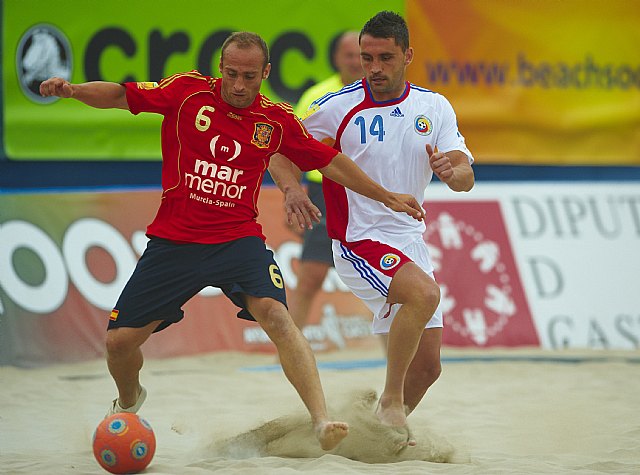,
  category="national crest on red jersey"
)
[251,123,273,148]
